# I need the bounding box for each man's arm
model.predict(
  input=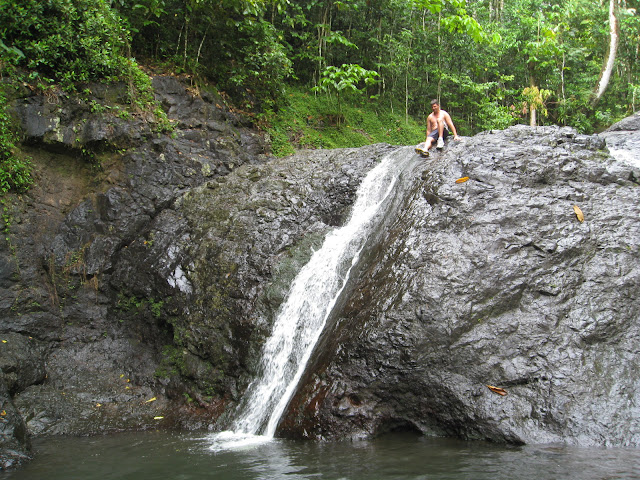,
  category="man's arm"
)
[444,112,459,139]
